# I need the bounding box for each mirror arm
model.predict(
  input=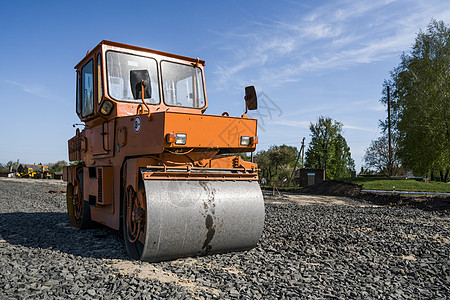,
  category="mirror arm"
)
[140,80,151,119]
[241,101,248,118]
